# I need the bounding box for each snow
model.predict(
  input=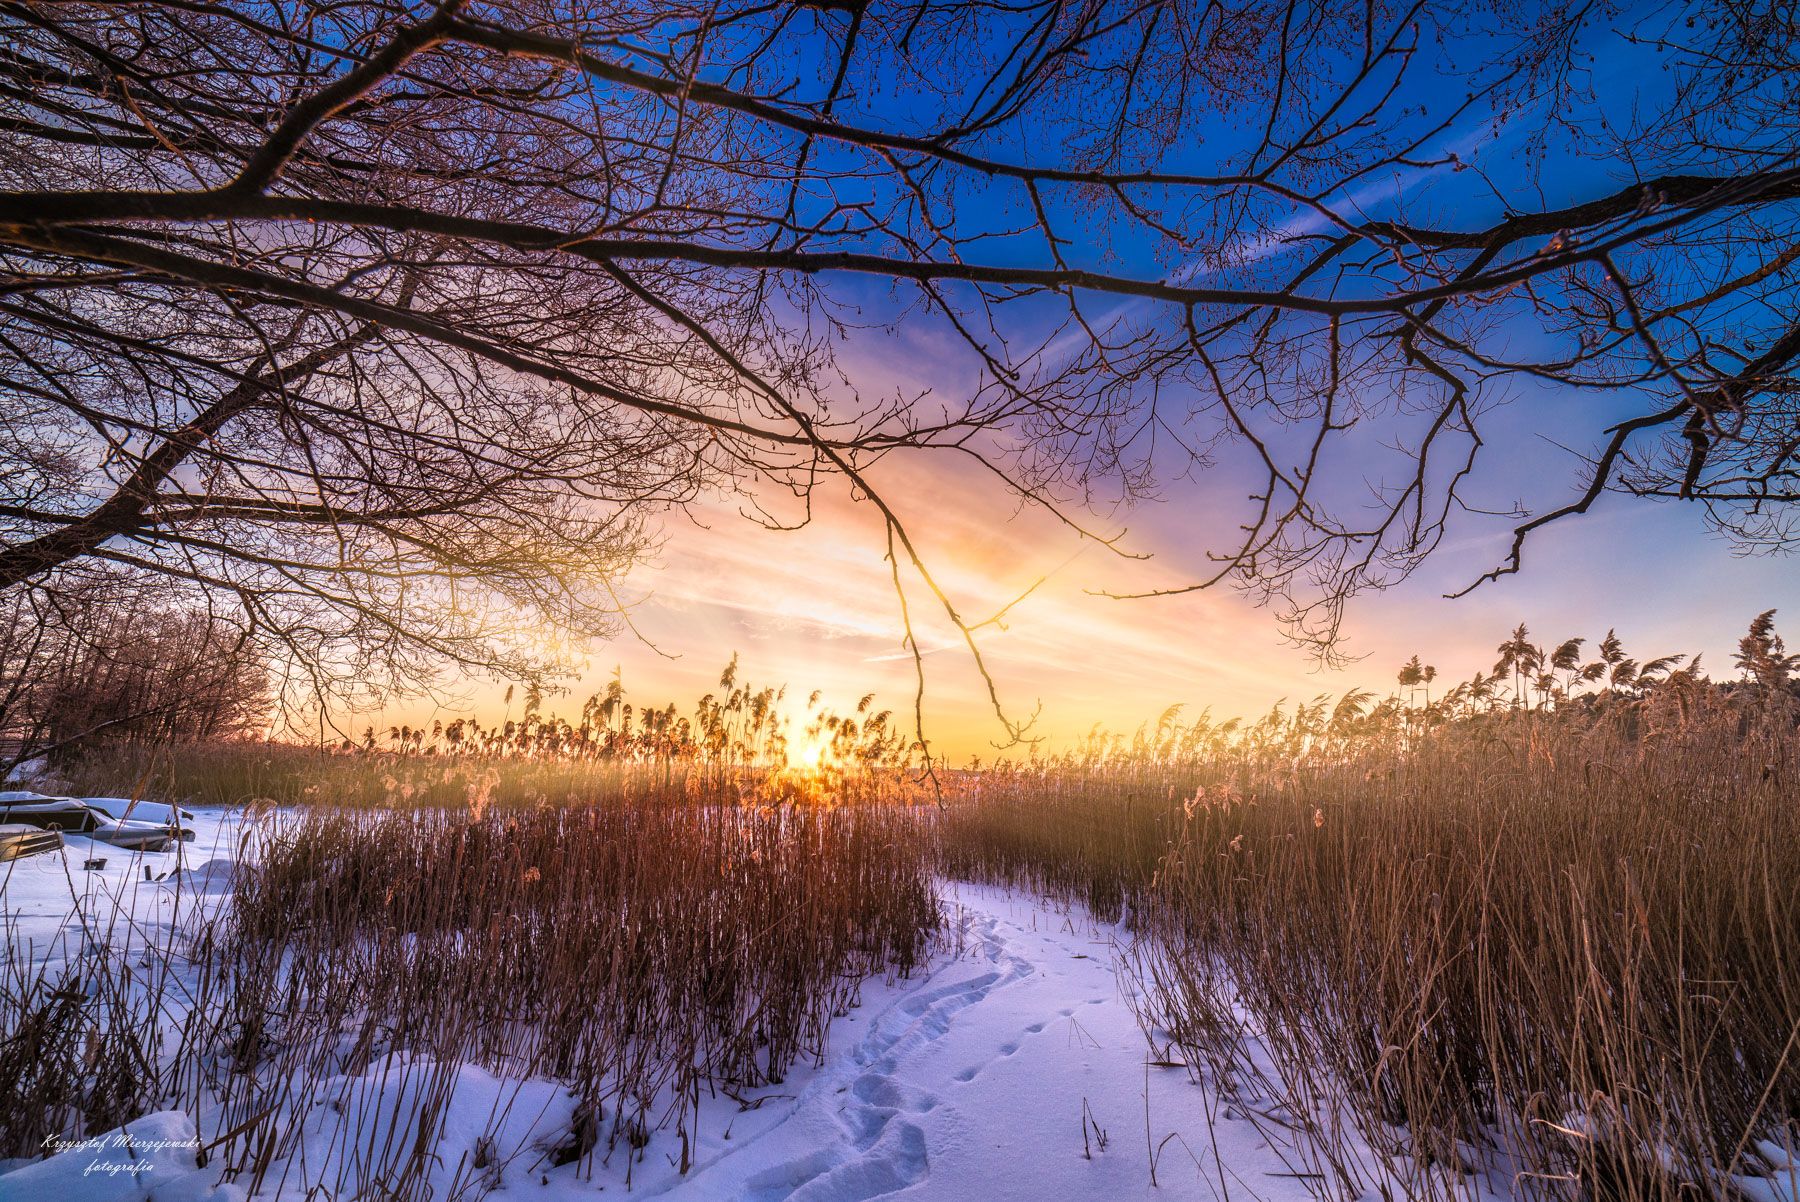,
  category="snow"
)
[0,1112,238,1202]
[81,798,198,826]
[0,822,1333,1202]
[637,882,1319,1202]
[0,806,253,966]
[11,811,1783,1201]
